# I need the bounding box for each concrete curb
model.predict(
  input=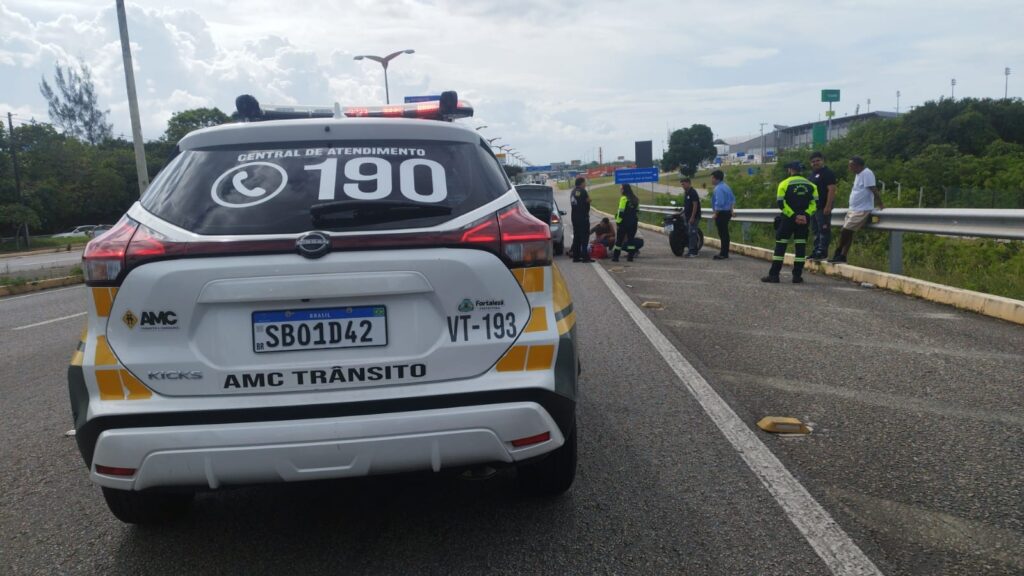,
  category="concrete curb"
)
[597,209,1024,326]
[0,245,82,260]
[0,275,83,297]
